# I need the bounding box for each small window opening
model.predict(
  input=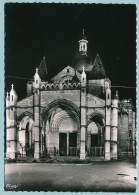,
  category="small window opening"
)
[12,95,13,101]
[36,80,38,84]
[108,94,110,99]
[67,69,69,73]
[83,77,84,81]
